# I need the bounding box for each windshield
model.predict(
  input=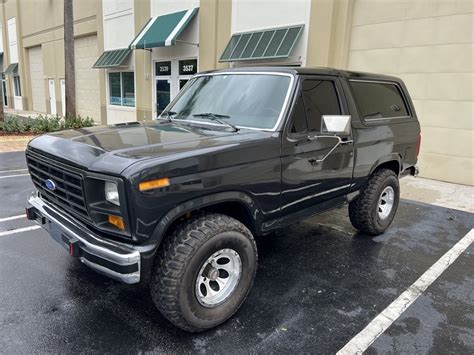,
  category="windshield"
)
[164,73,292,130]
